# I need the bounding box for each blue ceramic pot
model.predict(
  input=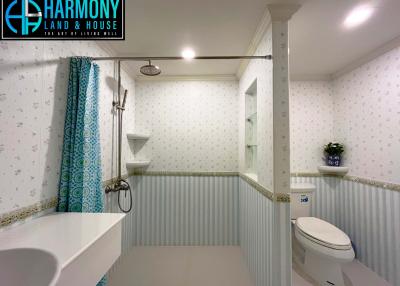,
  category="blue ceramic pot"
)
[327,155,341,166]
